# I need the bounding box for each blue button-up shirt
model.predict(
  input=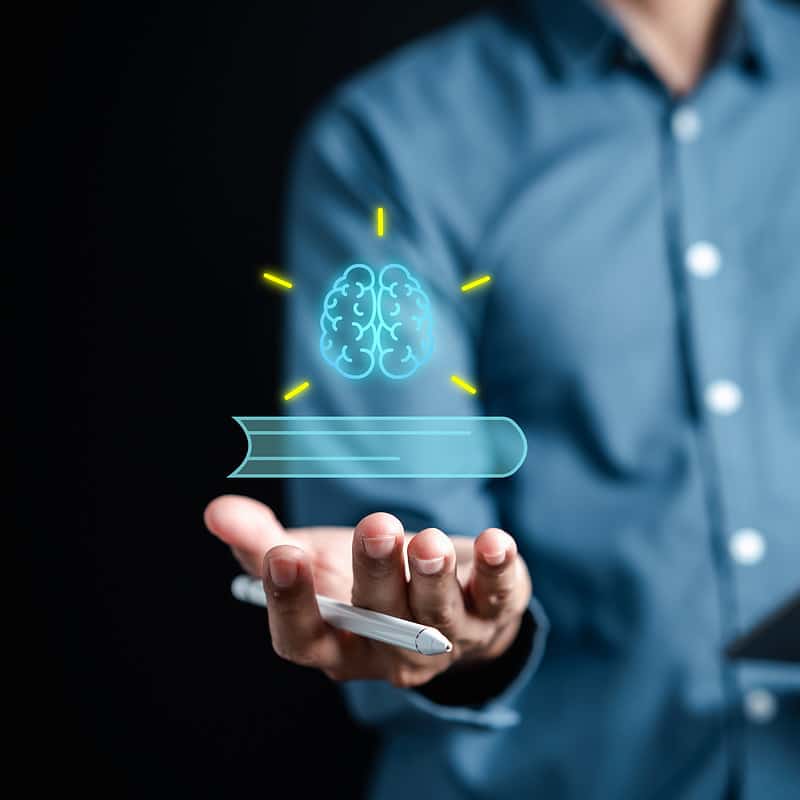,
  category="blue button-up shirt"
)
[281,1,800,797]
